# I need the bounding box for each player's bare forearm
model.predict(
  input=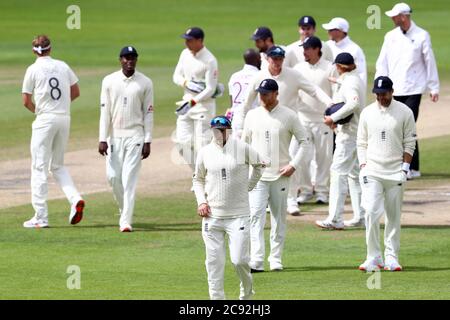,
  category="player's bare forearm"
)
[70,84,80,101]
[22,93,35,113]
[403,152,413,164]
[98,141,108,156]
[142,142,151,159]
